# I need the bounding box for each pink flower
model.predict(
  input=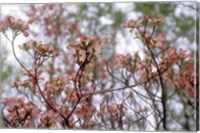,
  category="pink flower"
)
[156,32,166,42]
[53,51,59,57]
[0,21,8,31]
[157,42,164,49]
[25,102,41,119]
[123,18,143,28]
[167,47,176,56]
[40,110,58,127]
